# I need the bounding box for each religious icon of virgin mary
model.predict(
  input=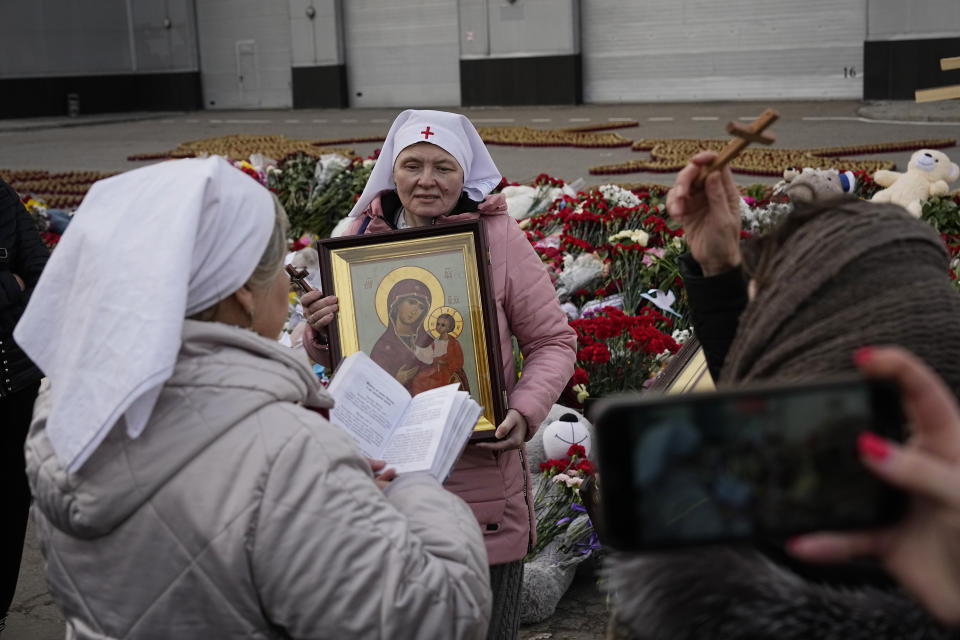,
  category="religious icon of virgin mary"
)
[369,278,435,391]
